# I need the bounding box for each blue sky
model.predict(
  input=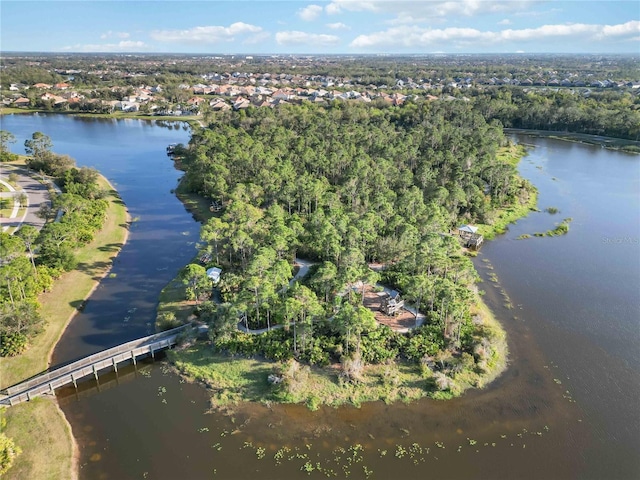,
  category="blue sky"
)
[1,1,639,54]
